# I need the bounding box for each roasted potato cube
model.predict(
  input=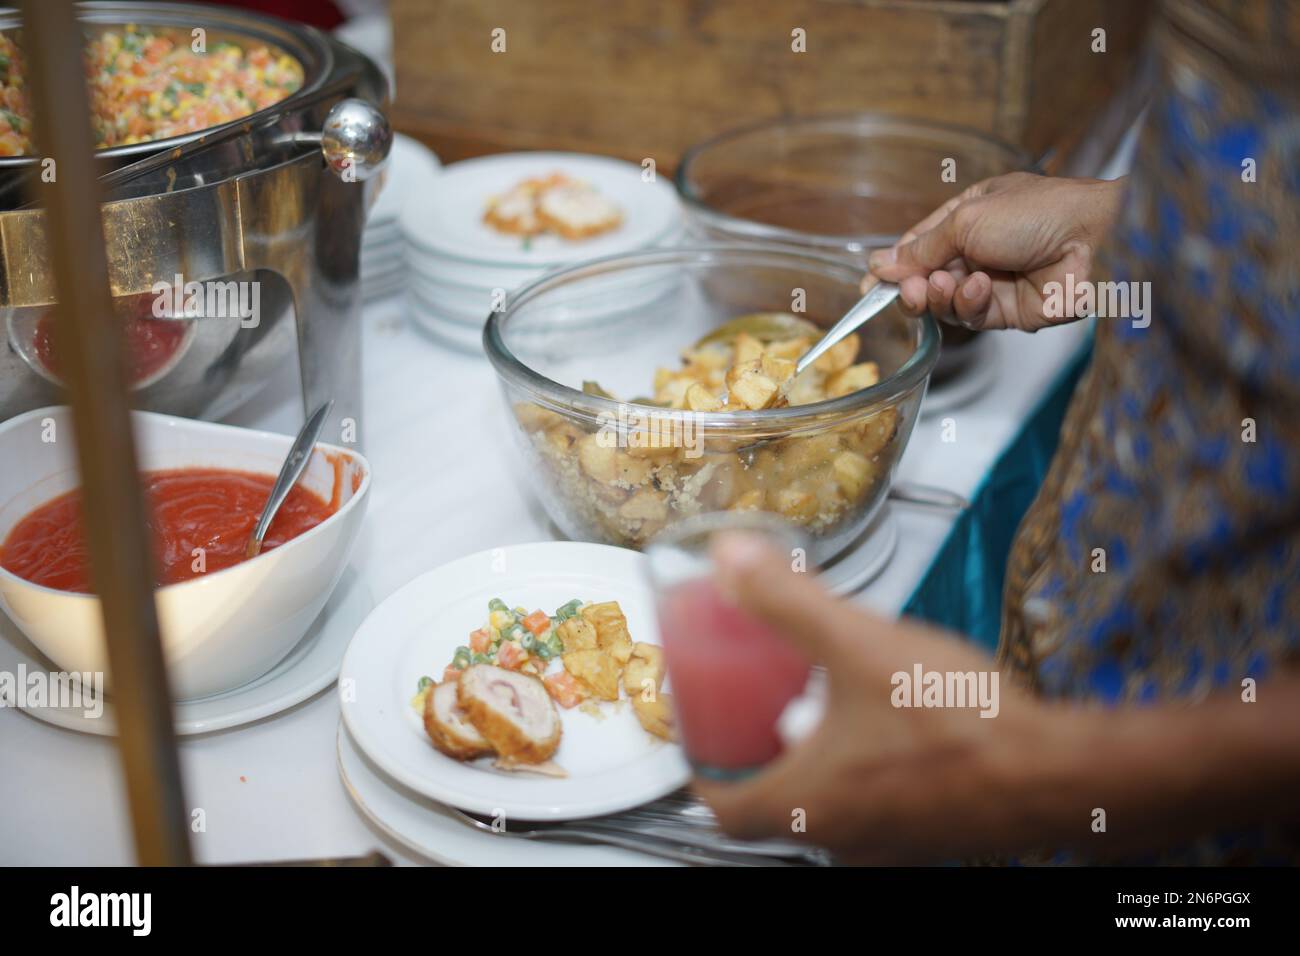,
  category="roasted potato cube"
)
[656,375,694,409]
[515,403,564,432]
[632,693,675,741]
[832,450,872,499]
[602,631,635,667]
[776,487,818,522]
[623,643,666,701]
[765,337,811,361]
[619,488,669,521]
[784,370,826,406]
[854,407,897,458]
[777,432,842,474]
[614,455,653,487]
[761,353,797,385]
[625,424,681,458]
[726,360,780,410]
[826,361,880,399]
[725,358,758,387]
[541,422,580,455]
[577,432,620,481]
[812,334,860,374]
[731,488,765,511]
[562,649,620,701]
[683,344,731,371]
[733,331,765,366]
[557,616,599,653]
[685,383,724,412]
[581,601,634,665]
